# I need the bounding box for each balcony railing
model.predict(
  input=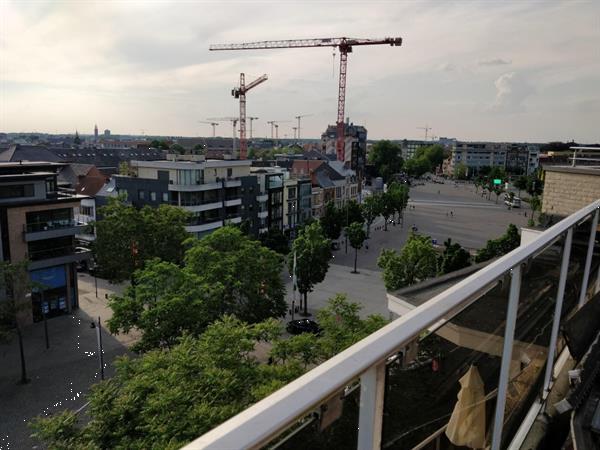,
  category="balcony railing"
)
[25,219,80,233]
[185,199,600,450]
